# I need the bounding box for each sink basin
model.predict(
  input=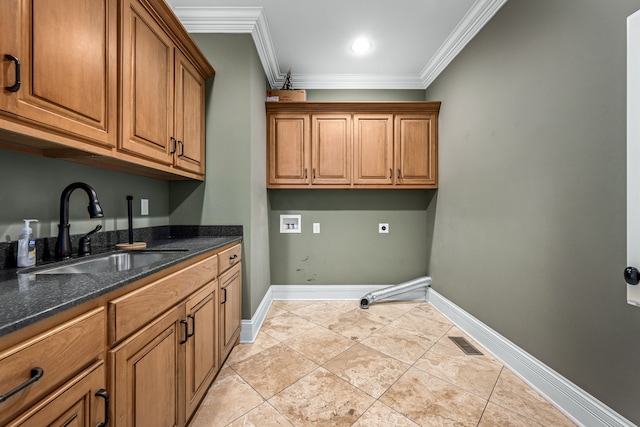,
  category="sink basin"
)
[32,250,188,275]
